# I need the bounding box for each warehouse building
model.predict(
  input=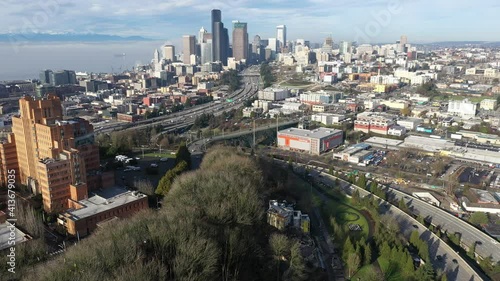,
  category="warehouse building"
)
[277,127,343,155]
